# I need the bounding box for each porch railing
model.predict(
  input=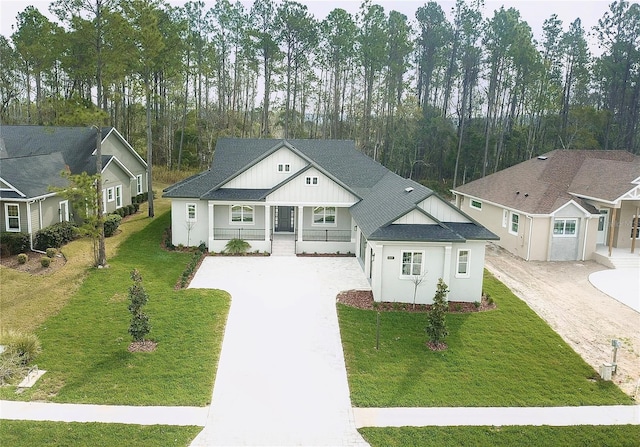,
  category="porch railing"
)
[214,228,266,241]
[302,229,351,242]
